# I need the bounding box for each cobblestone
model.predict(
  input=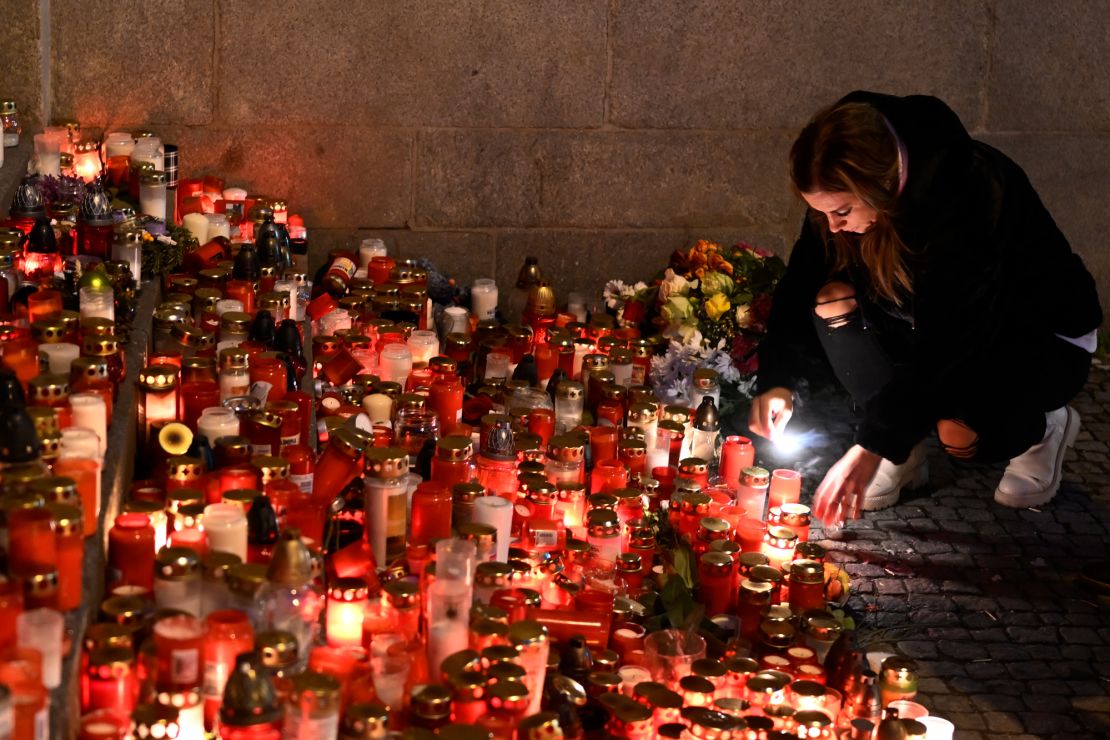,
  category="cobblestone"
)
[782,365,1110,736]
